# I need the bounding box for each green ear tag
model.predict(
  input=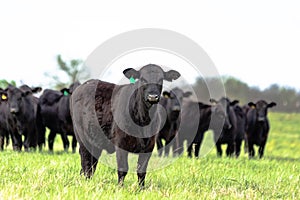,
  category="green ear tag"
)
[129,77,136,84]
[63,90,69,96]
